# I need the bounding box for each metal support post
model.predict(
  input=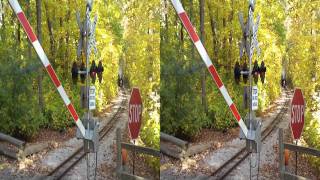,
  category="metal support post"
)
[238,0,261,154]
